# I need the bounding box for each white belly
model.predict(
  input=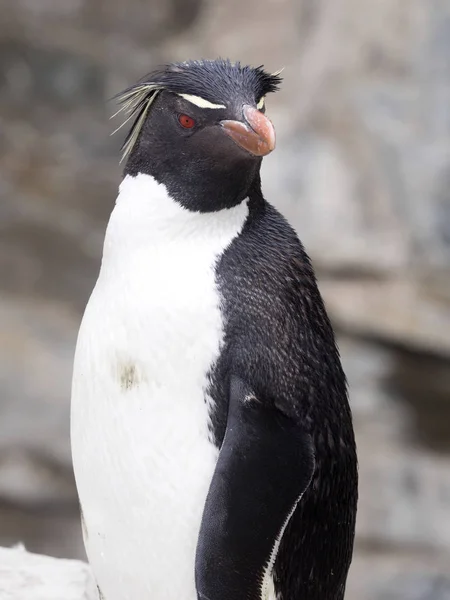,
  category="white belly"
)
[71,174,249,600]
